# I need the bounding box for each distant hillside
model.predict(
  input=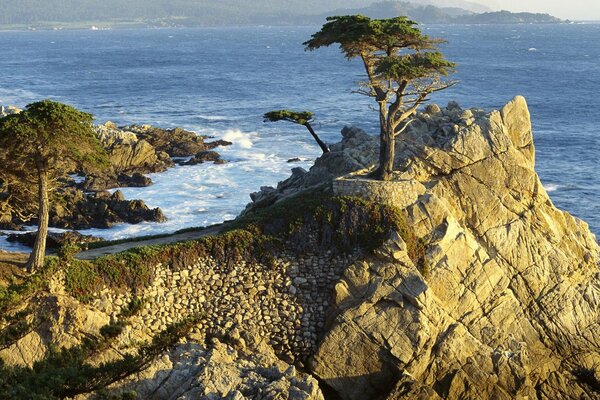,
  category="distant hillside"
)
[459,10,563,24]
[421,0,491,13]
[0,0,562,28]
[0,0,373,25]
[305,2,563,24]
